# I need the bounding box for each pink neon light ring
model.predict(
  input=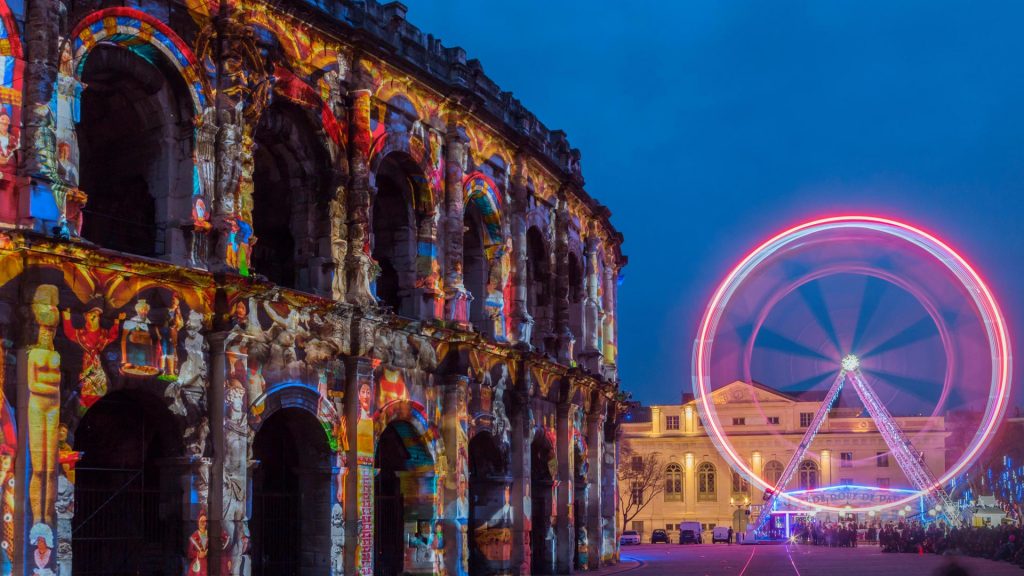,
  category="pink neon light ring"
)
[692,215,1013,514]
